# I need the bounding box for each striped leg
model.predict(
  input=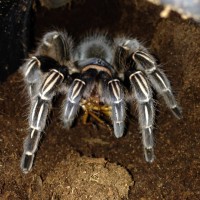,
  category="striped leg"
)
[62,78,86,128]
[21,56,63,99]
[129,71,155,162]
[21,69,65,173]
[21,129,41,173]
[62,68,100,128]
[133,51,182,118]
[148,69,182,118]
[36,31,74,64]
[21,56,42,98]
[108,79,126,138]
